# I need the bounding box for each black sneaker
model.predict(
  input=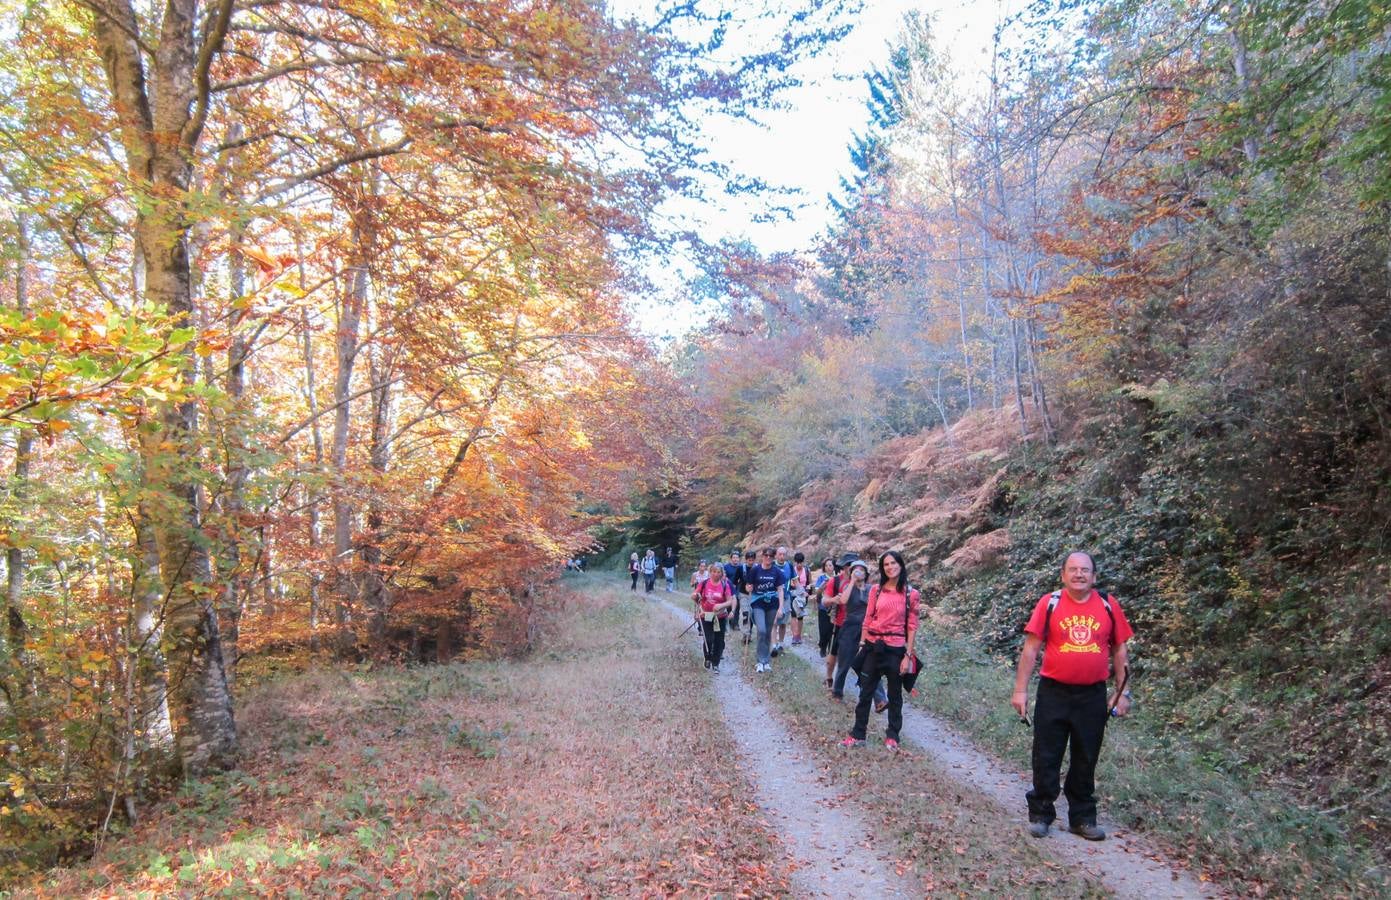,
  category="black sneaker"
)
[1069,822,1106,841]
